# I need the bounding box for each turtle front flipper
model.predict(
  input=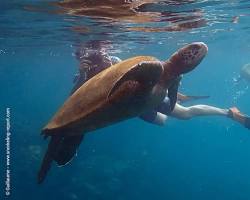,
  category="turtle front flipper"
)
[108,61,164,99]
[177,92,210,103]
[167,76,181,112]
